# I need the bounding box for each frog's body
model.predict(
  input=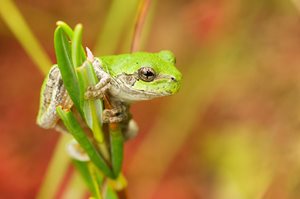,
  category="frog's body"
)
[37,50,182,138]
